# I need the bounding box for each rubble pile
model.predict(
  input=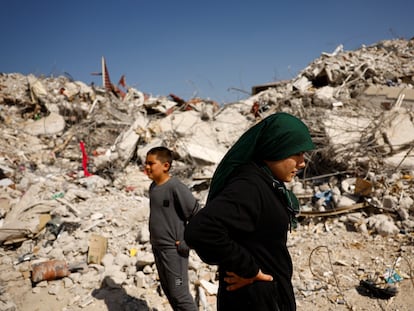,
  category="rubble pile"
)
[0,38,413,310]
